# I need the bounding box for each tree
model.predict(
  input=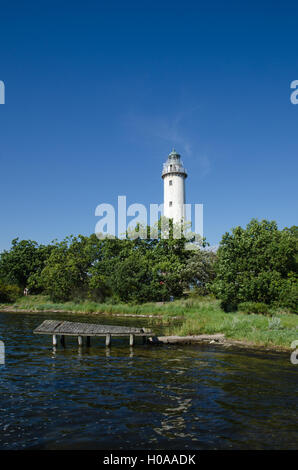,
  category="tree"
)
[181,249,217,294]
[0,219,211,304]
[0,238,54,290]
[40,235,102,302]
[89,222,190,303]
[0,281,21,303]
[212,219,298,311]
